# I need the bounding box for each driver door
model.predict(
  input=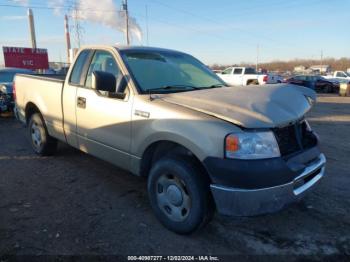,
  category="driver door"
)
[76,50,133,170]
